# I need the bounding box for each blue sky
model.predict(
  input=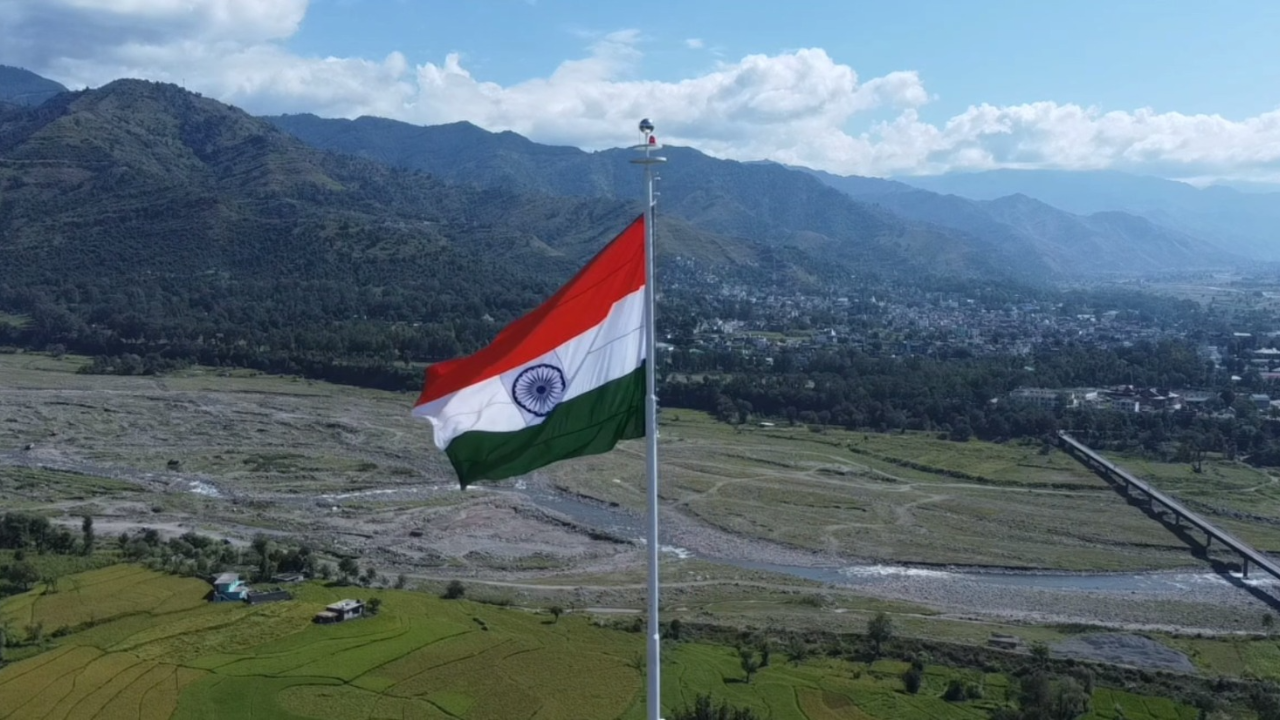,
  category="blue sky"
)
[1,0,1277,183]
[288,0,1280,123]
